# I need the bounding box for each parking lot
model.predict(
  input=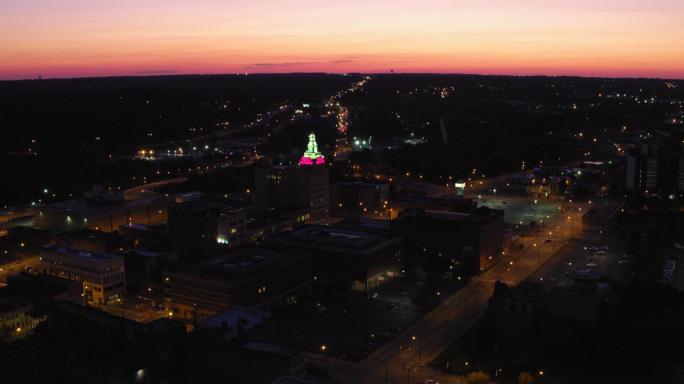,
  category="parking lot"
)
[475,194,562,225]
[527,237,631,289]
